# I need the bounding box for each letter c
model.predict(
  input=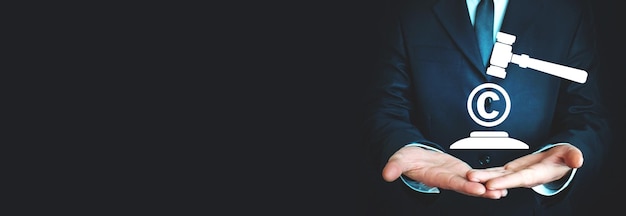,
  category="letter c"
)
[476,91,499,120]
